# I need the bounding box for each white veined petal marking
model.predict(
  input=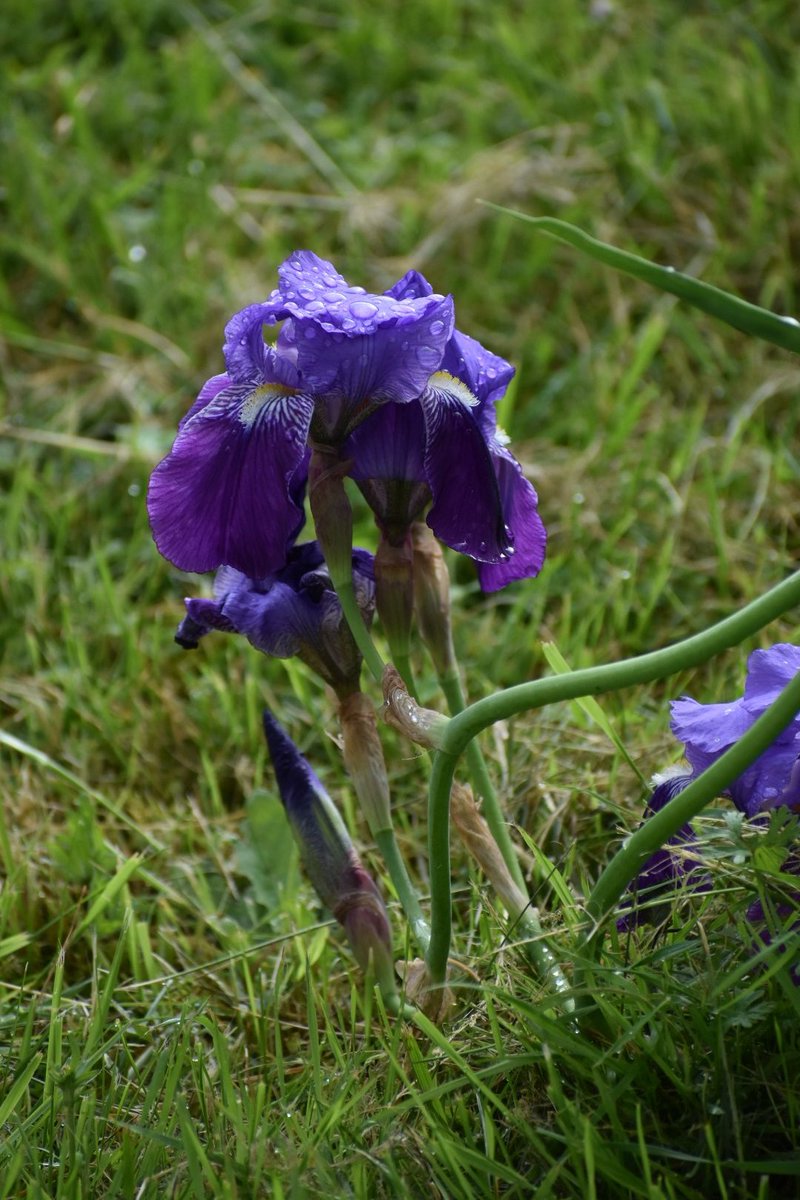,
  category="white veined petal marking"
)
[238,383,303,430]
[428,371,479,408]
